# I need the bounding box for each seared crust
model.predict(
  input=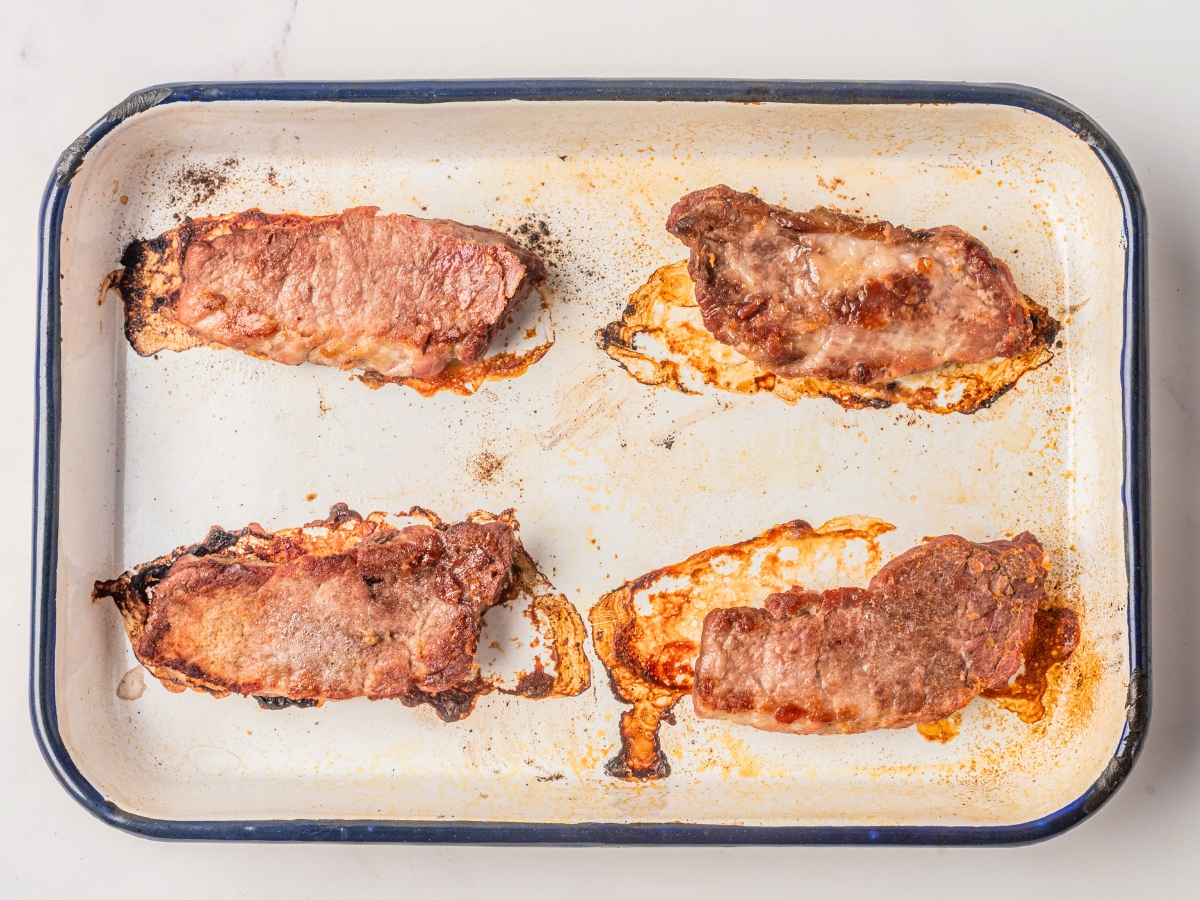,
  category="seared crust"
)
[667,186,1059,385]
[692,533,1059,734]
[118,207,546,378]
[96,504,517,707]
